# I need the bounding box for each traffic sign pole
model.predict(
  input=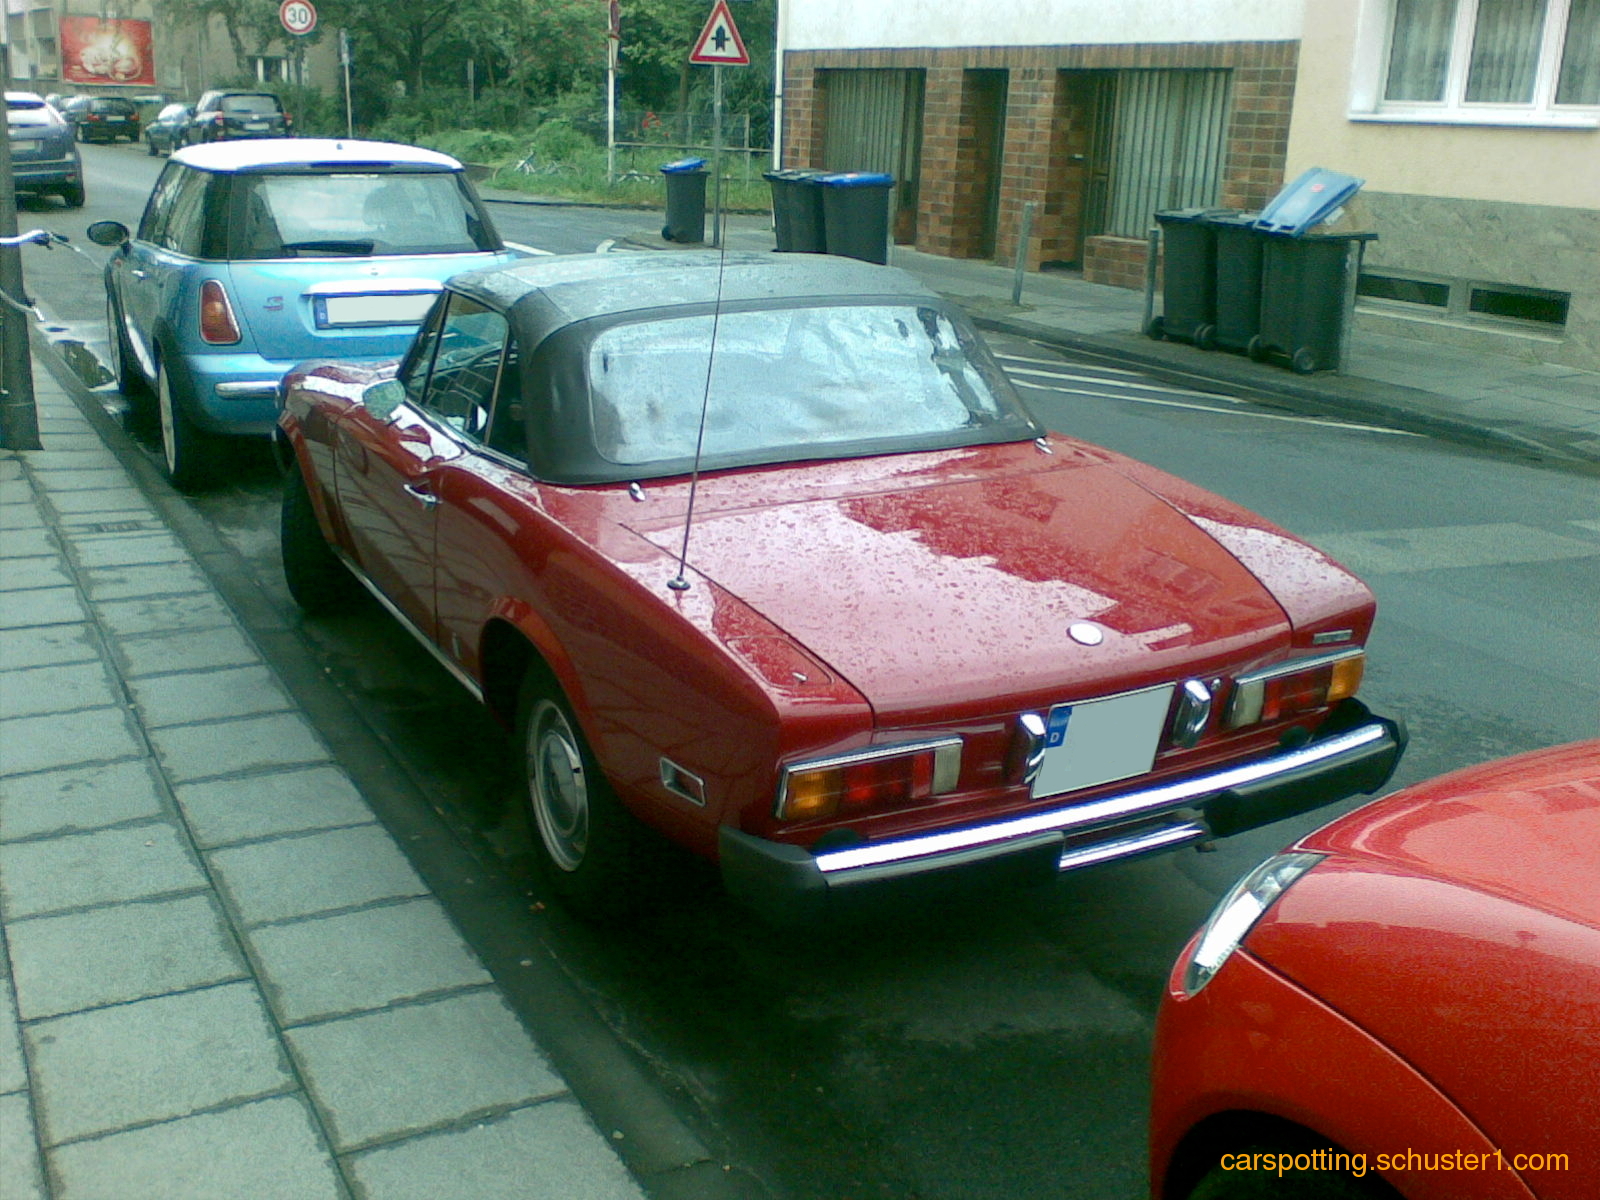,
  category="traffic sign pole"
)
[689,0,749,249]
[712,65,724,247]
